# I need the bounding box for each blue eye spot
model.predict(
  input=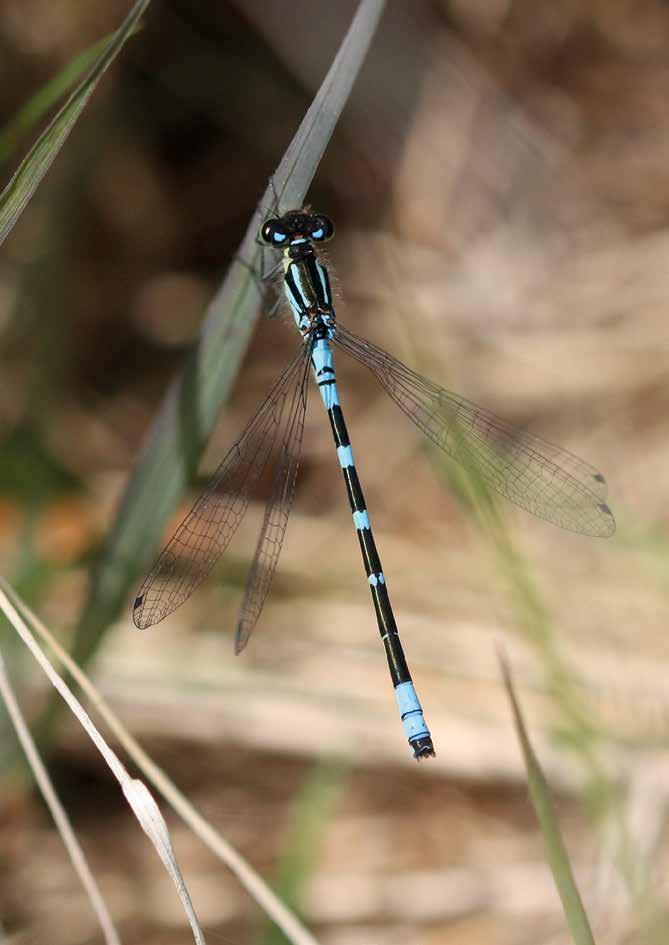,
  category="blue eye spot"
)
[311,228,324,239]
[274,232,287,242]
